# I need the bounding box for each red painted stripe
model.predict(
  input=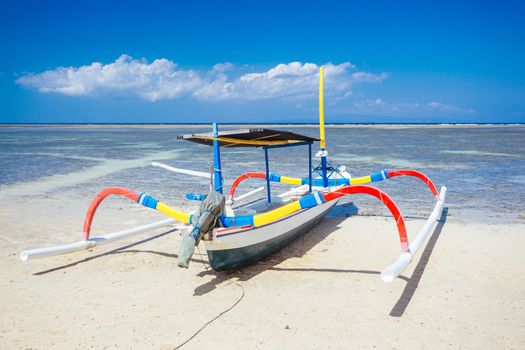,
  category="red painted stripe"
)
[229,172,266,199]
[323,185,409,252]
[82,187,139,240]
[387,170,439,198]
[215,224,252,233]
